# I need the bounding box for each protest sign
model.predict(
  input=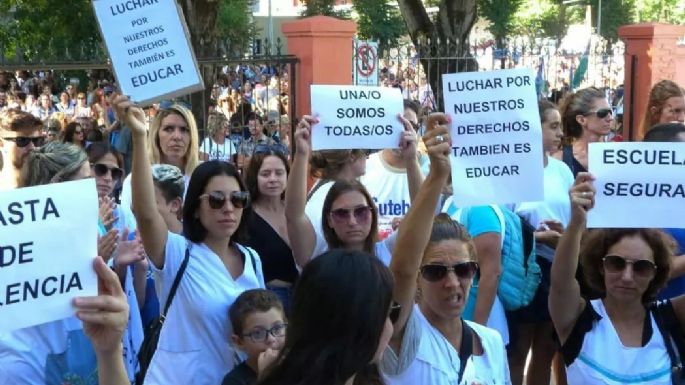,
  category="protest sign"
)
[442,68,544,206]
[310,85,403,150]
[587,142,685,228]
[92,0,204,104]
[0,179,98,333]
